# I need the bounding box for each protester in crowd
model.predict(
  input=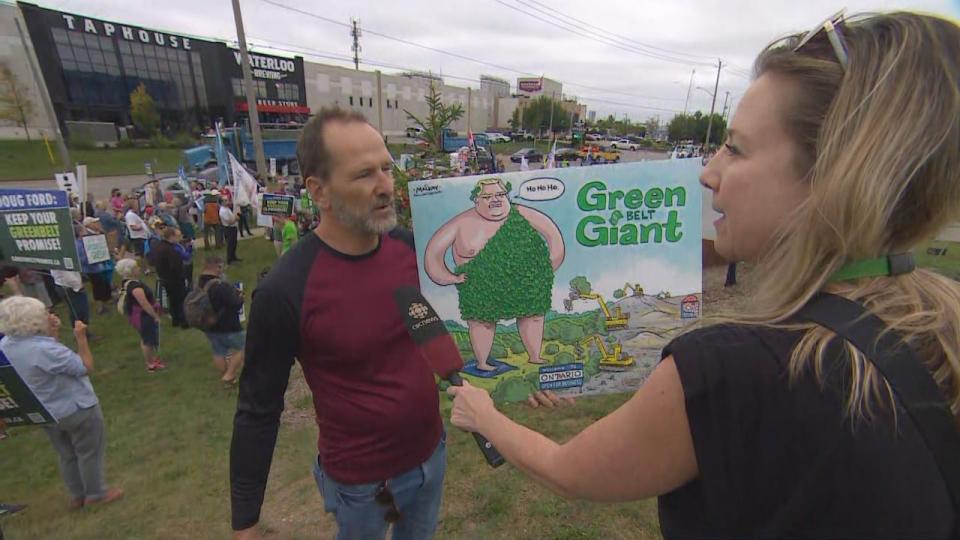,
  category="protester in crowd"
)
[82,193,95,219]
[151,227,189,329]
[202,191,223,250]
[174,196,196,241]
[220,200,241,264]
[94,201,123,257]
[124,200,149,261]
[195,257,245,385]
[448,12,960,538]
[50,268,89,334]
[231,109,445,540]
[237,199,253,238]
[0,297,124,510]
[15,267,52,309]
[156,202,178,230]
[79,217,114,316]
[175,231,195,292]
[115,258,165,372]
[279,214,299,255]
[110,189,124,216]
